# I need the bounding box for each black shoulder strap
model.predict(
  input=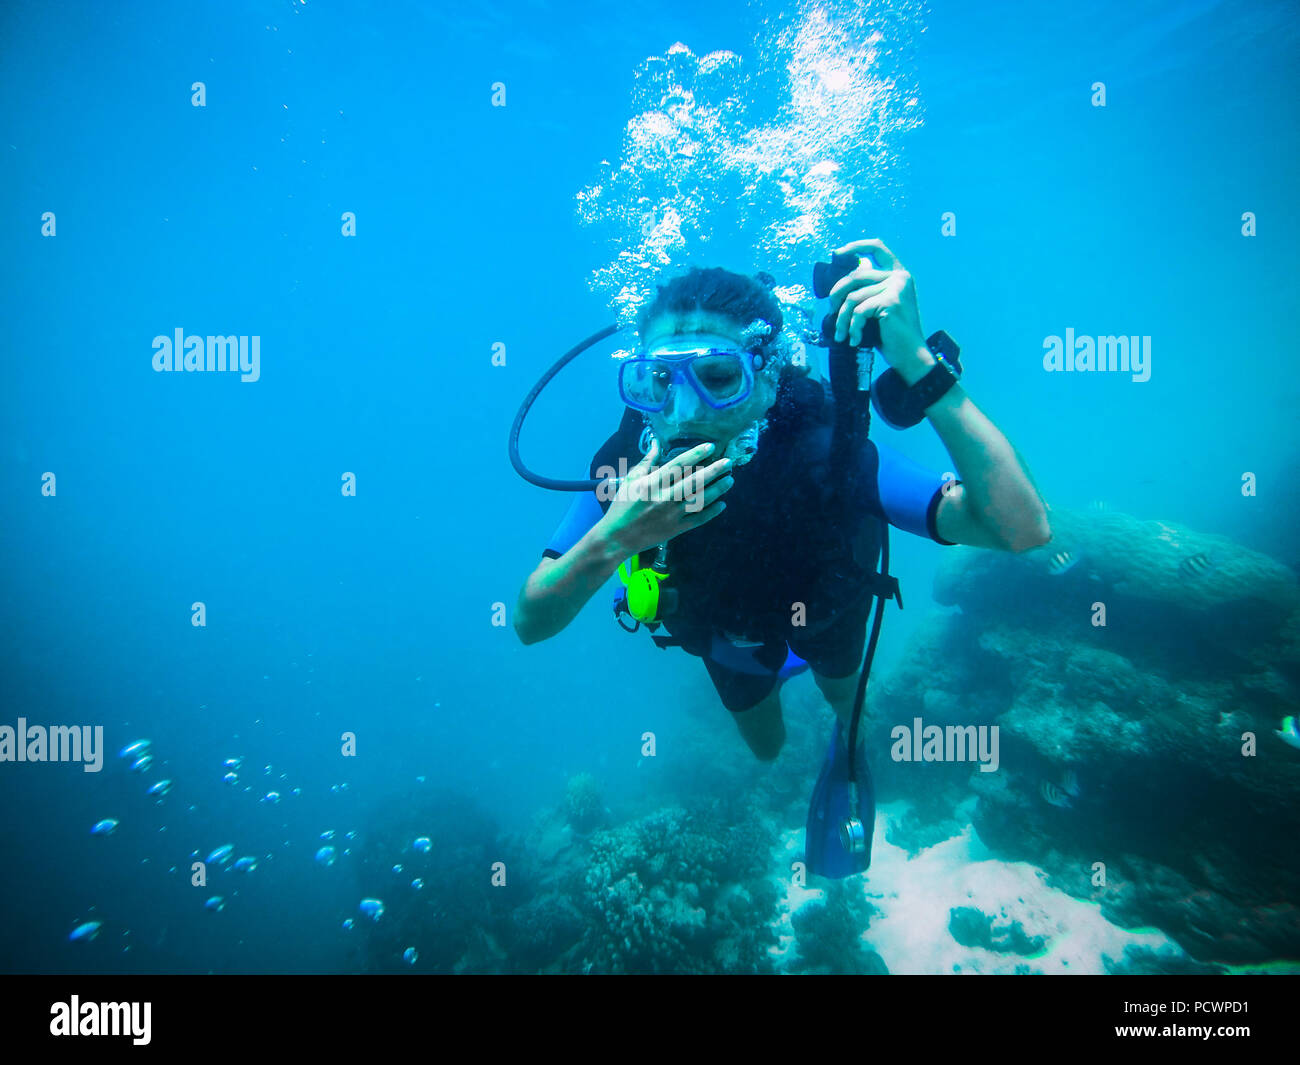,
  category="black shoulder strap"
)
[589,407,645,512]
